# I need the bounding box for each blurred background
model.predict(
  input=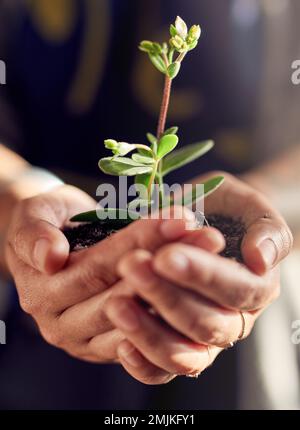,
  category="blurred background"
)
[0,0,299,410]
